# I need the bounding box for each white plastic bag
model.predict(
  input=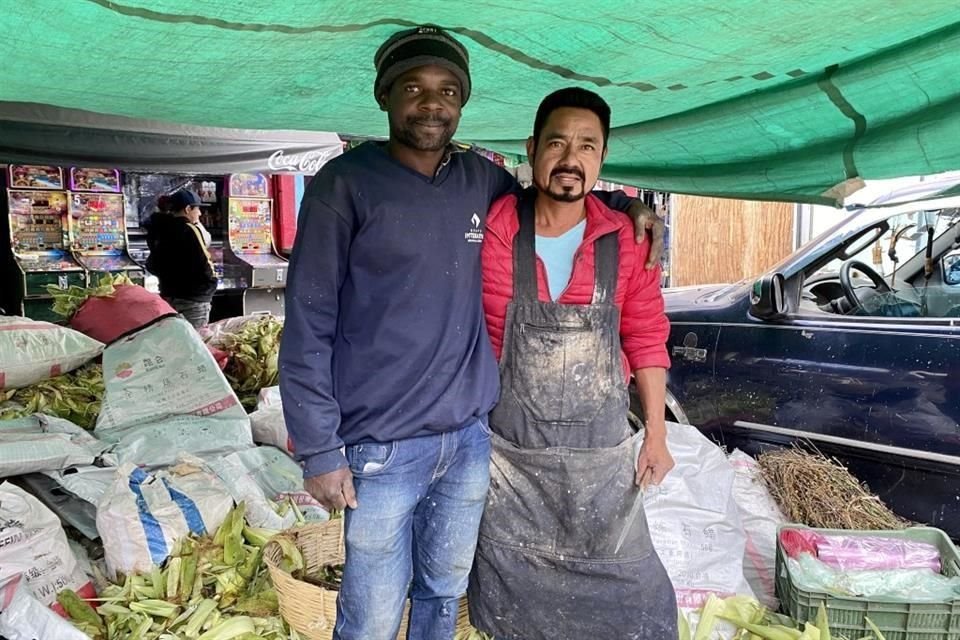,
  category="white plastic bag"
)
[248,386,291,453]
[94,317,253,468]
[0,414,111,479]
[788,552,960,601]
[199,313,282,346]
[641,423,754,609]
[257,386,282,407]
[96,462,233,578]
[0,316,103,390]
[729,449,786,608]
[249,411,290,455]
[0,482,95,613]
[0,576,92,640]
